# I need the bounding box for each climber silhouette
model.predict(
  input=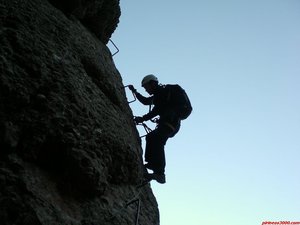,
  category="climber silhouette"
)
[129,74,192,184]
